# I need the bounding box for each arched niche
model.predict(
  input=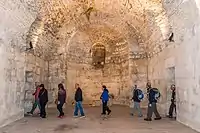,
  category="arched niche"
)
[91,42,106,68]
